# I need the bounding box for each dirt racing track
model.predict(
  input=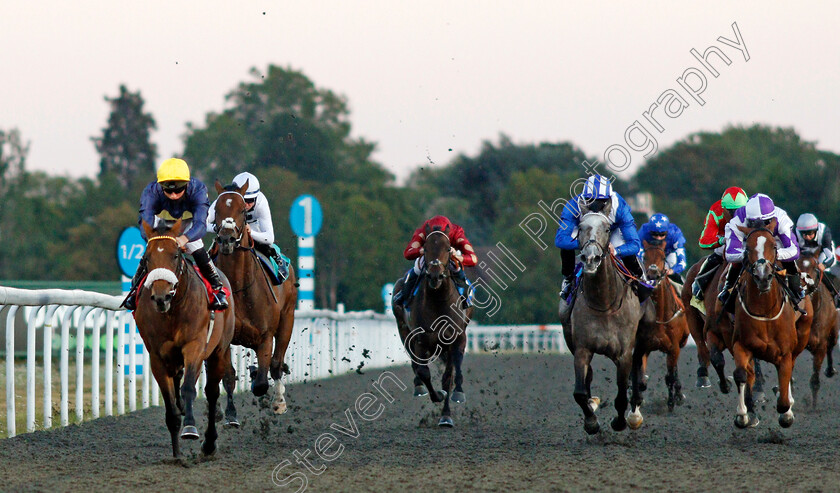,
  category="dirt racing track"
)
[3,349,840,492]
